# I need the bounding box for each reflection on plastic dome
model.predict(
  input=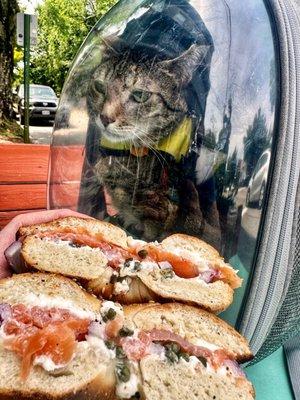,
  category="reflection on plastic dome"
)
[49,0,278,324]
